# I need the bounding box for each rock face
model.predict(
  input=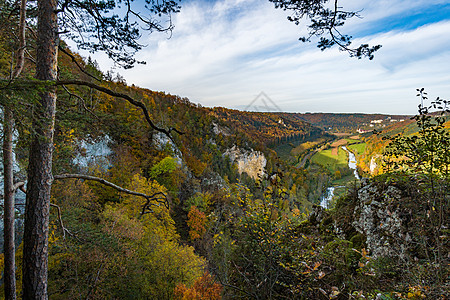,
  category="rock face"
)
[369,155,381,175]
[73,136,113,170]
[153,132,183,165]
[224,146,266,180]
[212,122,231,136]
[352,181,411,259]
